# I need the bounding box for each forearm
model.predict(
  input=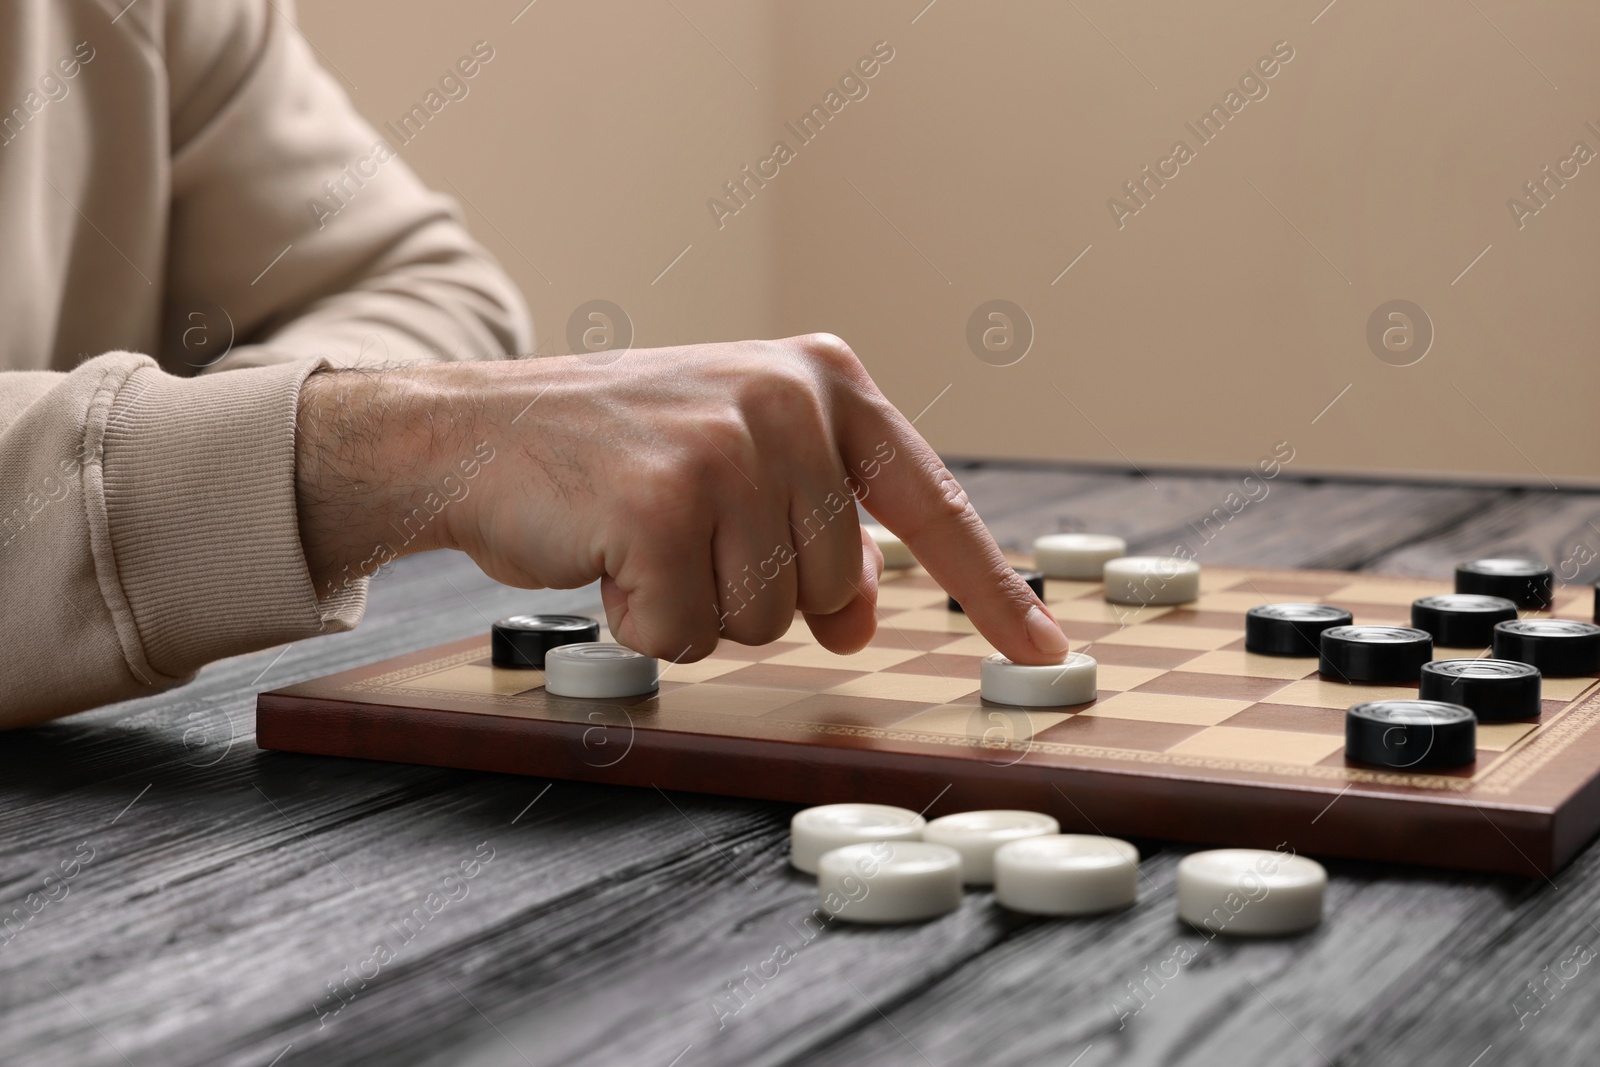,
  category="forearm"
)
[295,363,495,593]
